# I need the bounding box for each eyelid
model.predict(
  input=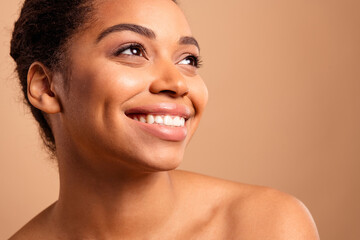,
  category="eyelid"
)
[112,42,148,58]
[177,53,203,68]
